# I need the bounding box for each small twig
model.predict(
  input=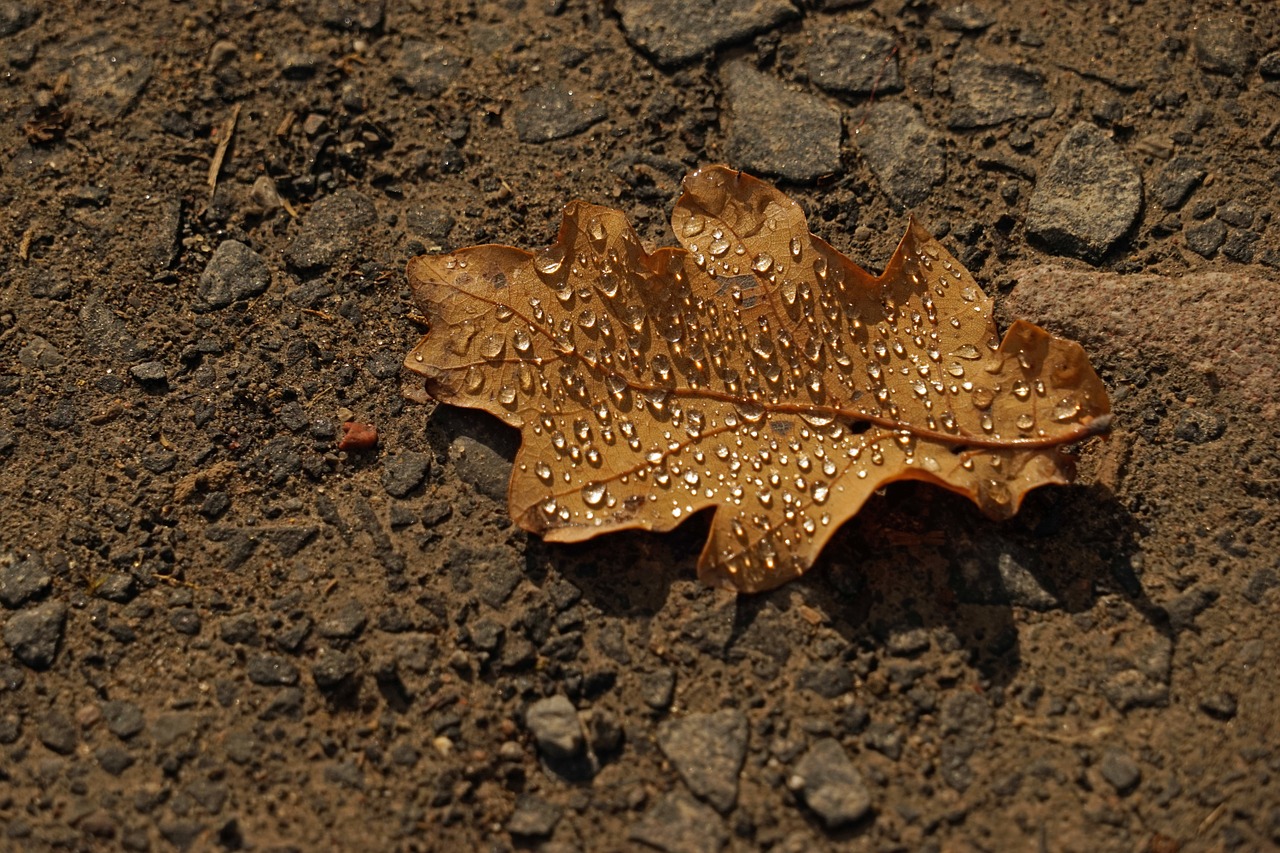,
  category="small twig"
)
[207,103,242,201]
